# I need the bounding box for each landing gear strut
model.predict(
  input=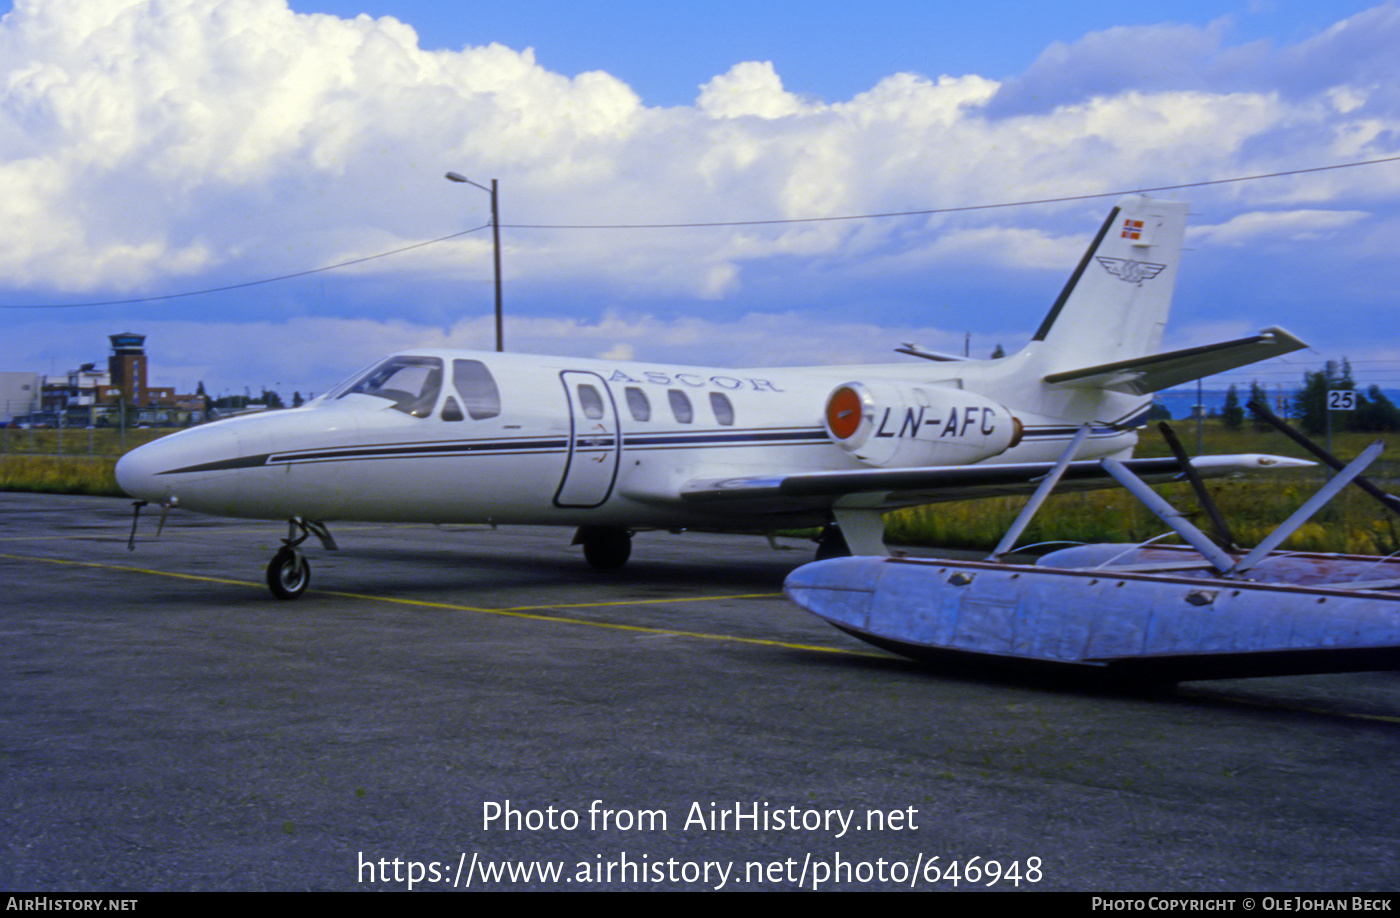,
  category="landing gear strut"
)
[574,525,632,570]
[814,523,852,561]
[266,517,337,600]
